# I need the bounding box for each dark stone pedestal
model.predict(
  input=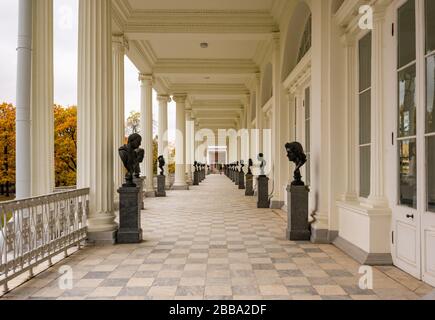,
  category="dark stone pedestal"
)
[235,170,239,185]
[193,171,199,185]
[117,186,143,244]
[155,175,167,197]
[238,171,245,189]
[257,175,270,208]
[245,174,254,196]
[133,177,145,210]
[286,185,311,241]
